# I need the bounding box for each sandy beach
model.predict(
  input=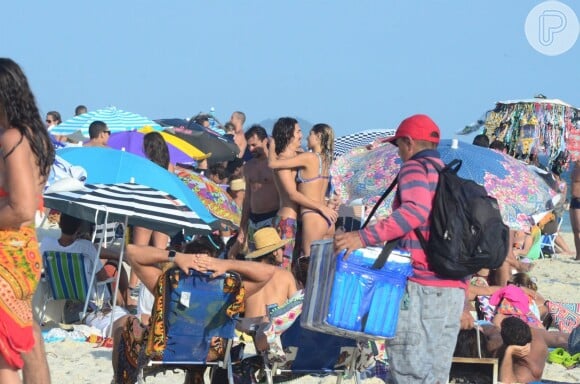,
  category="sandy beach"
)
[37,233,580,384]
